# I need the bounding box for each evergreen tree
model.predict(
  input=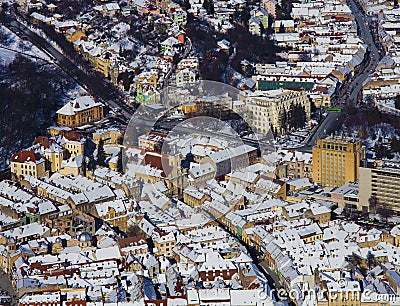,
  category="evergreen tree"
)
[368,195,378,215]
[81,155,87,177]
[202,0,209,13]
[287,102,295,130]
[287,104,307,130]
[184,0,191,9]
[391,136,400,152]
[88,154,96,173]
[202,0,214,15]
[117,148,124,174]
[241,8,250,25]
[367,251,375,270]
[370,129,377,140]
[209,0,214,15]
[378,201,391,223]
[279,22,285,33]
[375,143,393,159]
[395,95,400,110]
[278,109,287,133]
[302,105,307,125]
[260,22,265,37]
[97,138,106,167]
[294,103,300,129]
